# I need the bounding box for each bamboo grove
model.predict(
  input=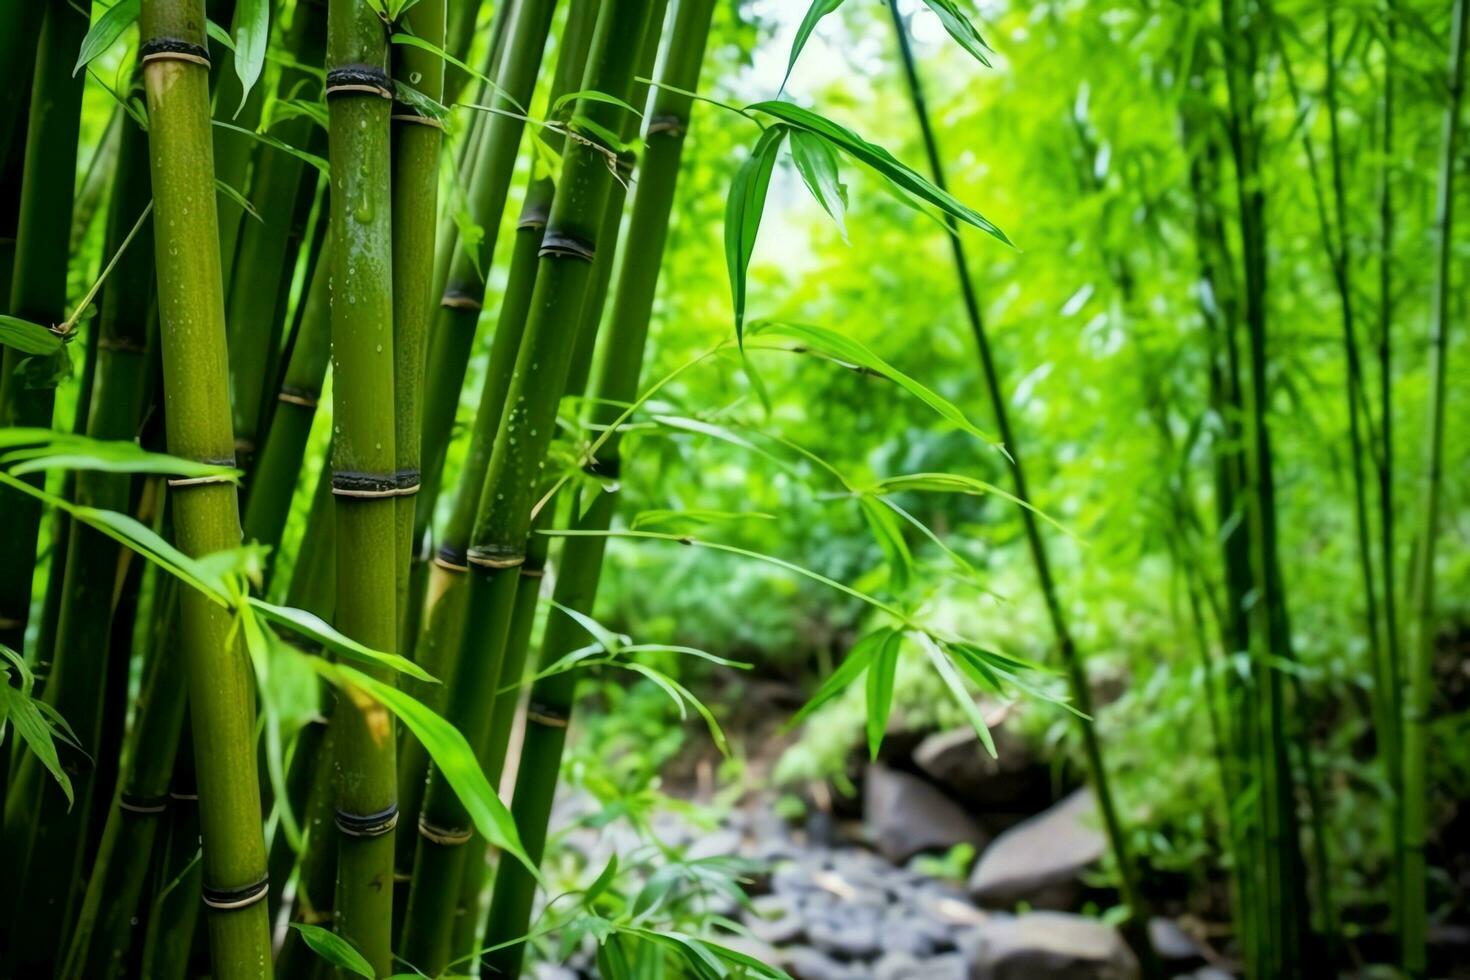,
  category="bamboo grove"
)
[0,0,1463,977]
